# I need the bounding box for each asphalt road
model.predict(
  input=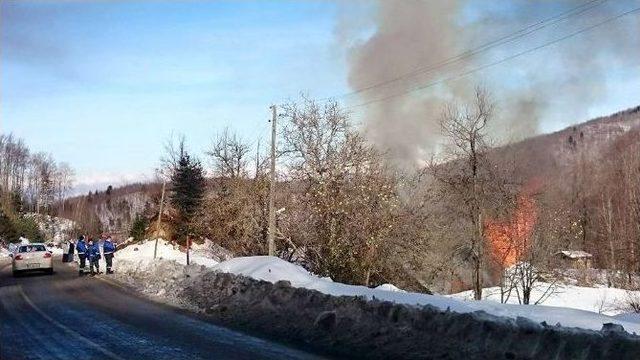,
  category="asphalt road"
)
[0,257,327,360]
